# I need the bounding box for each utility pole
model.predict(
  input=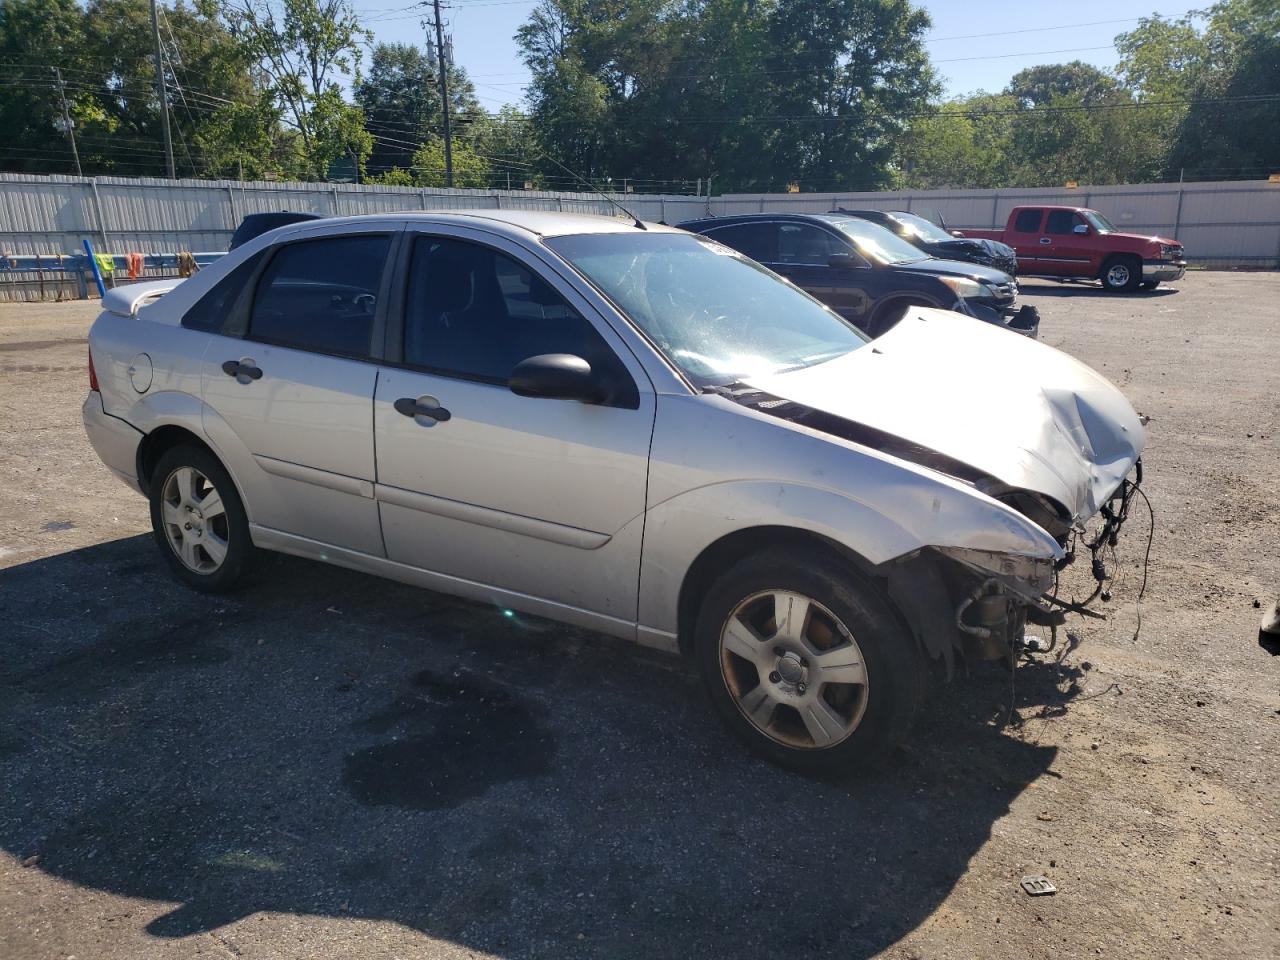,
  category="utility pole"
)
[429,0,454,187]
[52,67,82,177]
[149,0,176,178]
